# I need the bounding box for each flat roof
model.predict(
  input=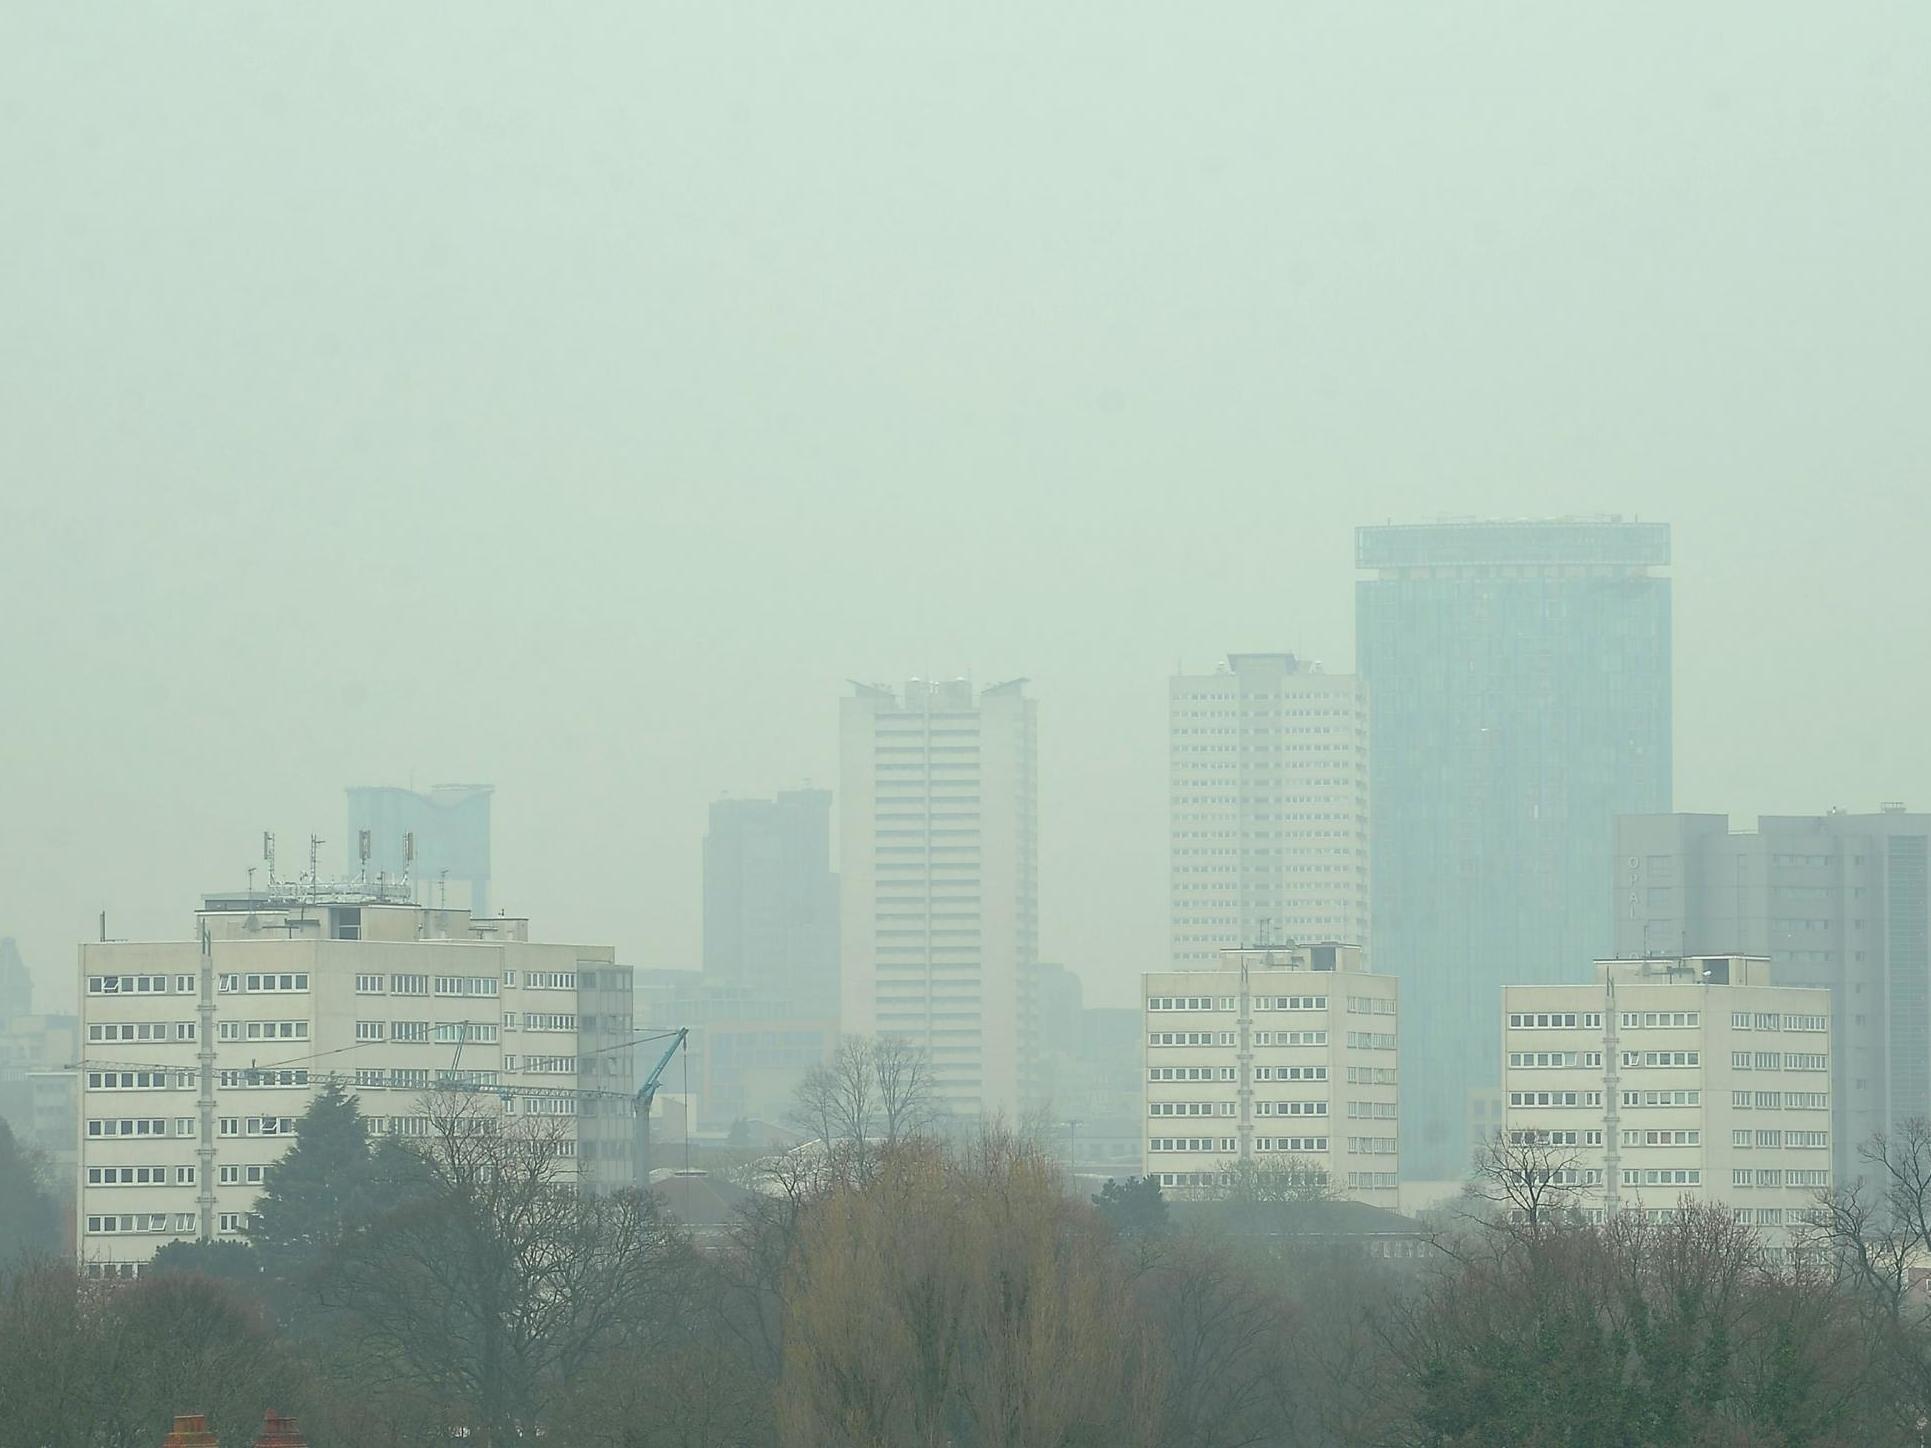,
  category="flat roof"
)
[1356,518,1670,569]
